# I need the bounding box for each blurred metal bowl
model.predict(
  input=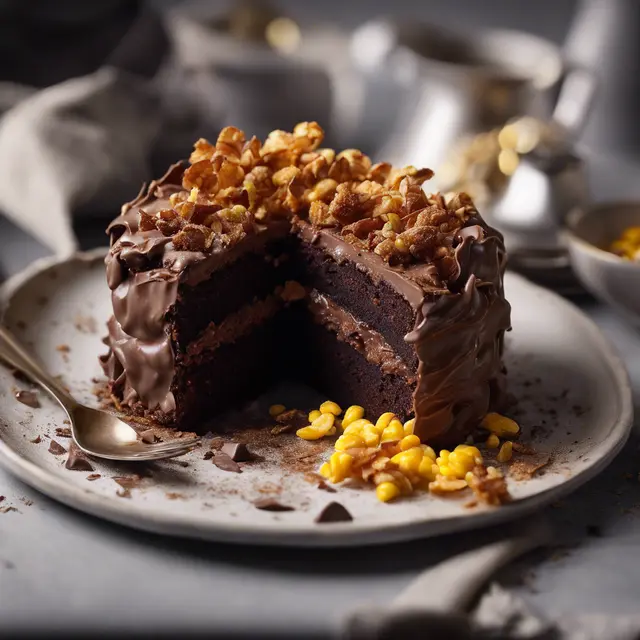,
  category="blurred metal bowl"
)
[565,202,640,325]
